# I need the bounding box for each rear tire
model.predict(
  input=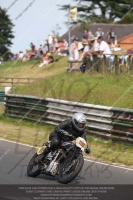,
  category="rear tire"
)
[27,153,41,177]
[59,154,84,184]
